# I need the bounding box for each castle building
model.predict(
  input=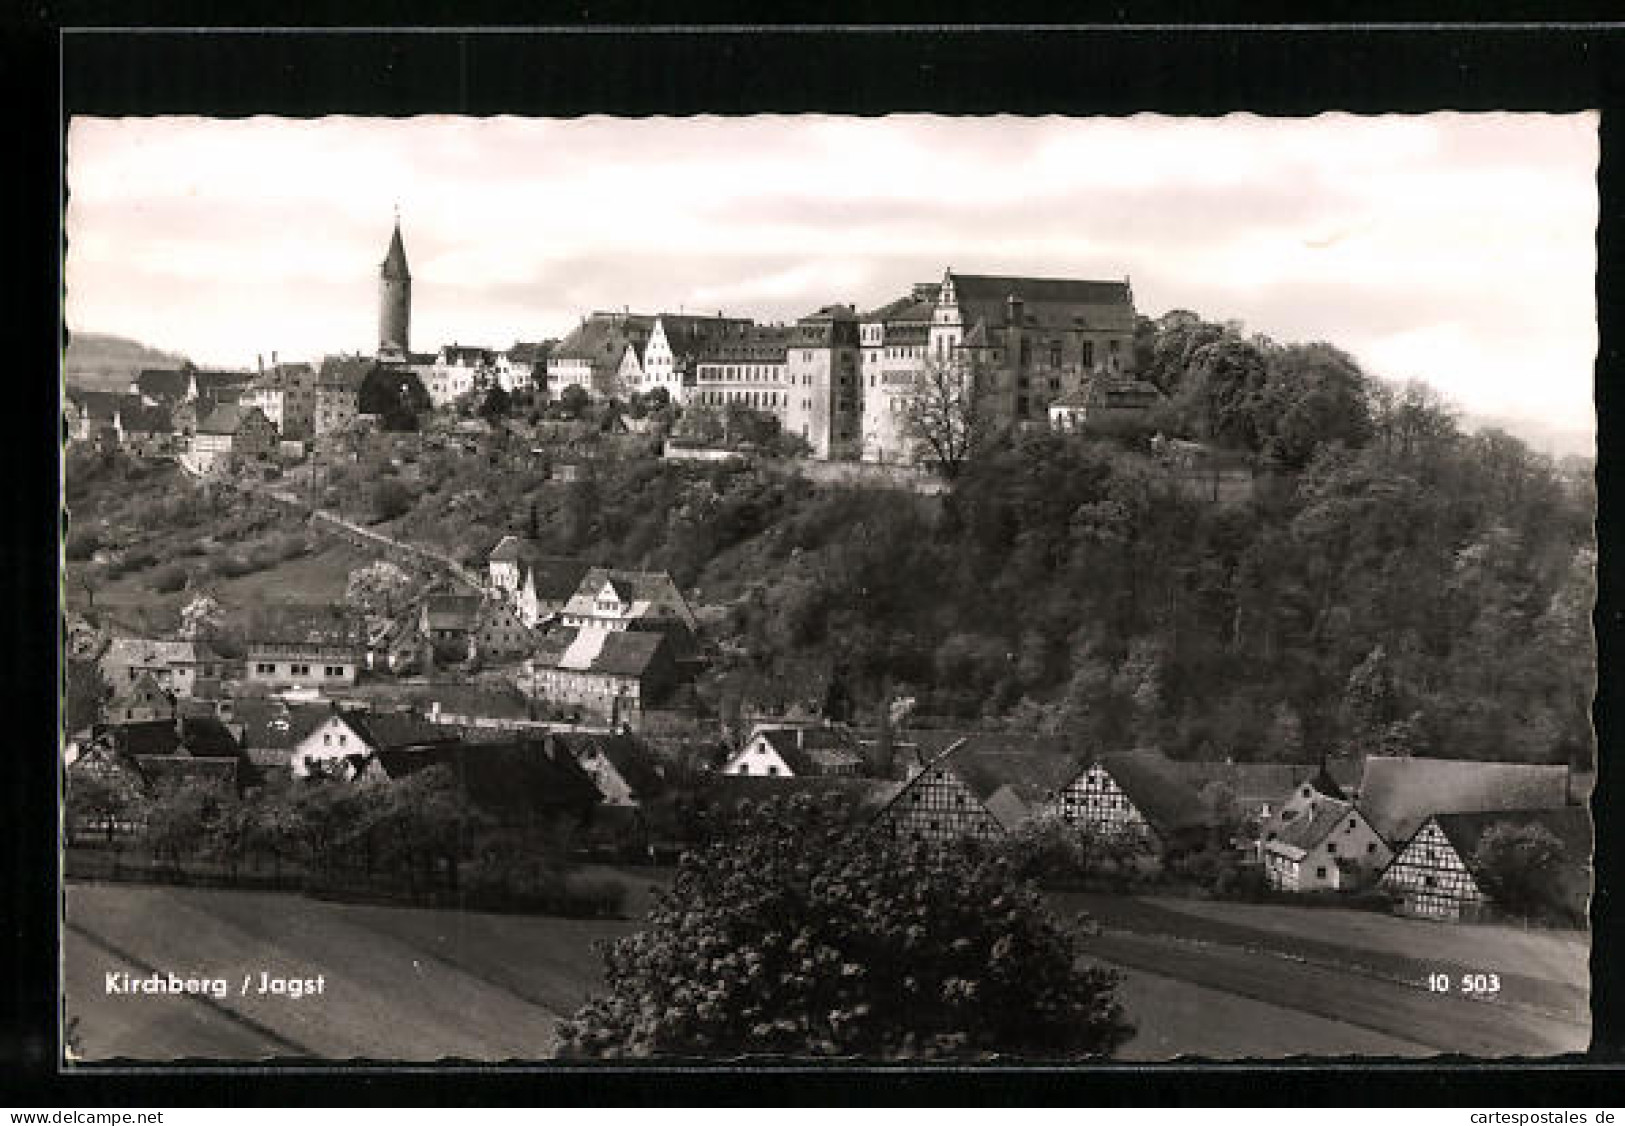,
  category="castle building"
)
[378,218,412,362]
